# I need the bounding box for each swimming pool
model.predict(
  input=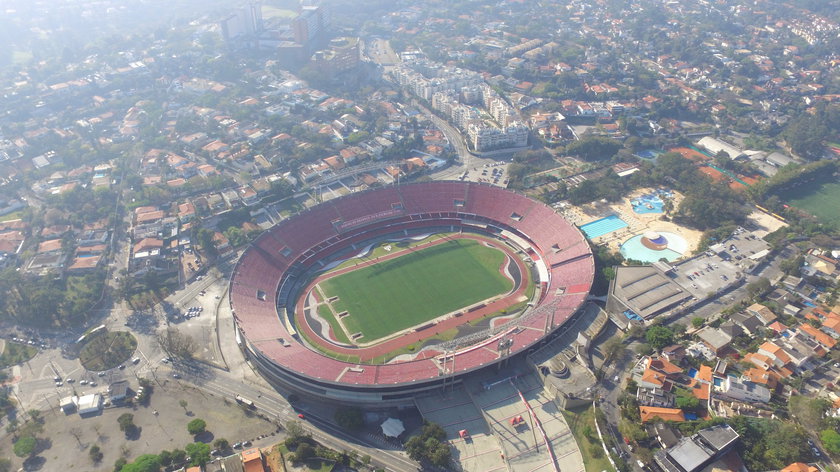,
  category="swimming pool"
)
[580,215,628,239]
[620,231,687,263]
[631,189,674,214]
[635,149,663,161]
[632,195,664,214]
